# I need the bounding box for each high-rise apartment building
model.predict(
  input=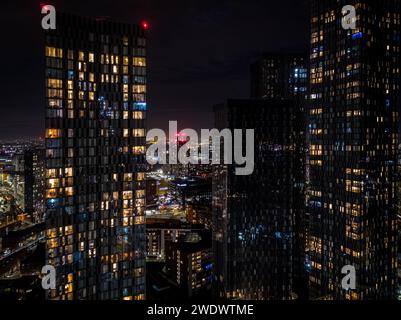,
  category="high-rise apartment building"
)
[250,53,309,299]
[213,99,305,300]
[44,12,147,300]
[307,0,400,299]
[24,148,45,221]
[250,53,308,100]
[165,231,213,298]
